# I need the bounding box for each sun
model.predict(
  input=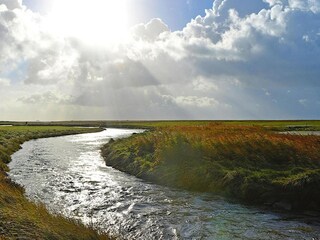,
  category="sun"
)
[46,0,129,45]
